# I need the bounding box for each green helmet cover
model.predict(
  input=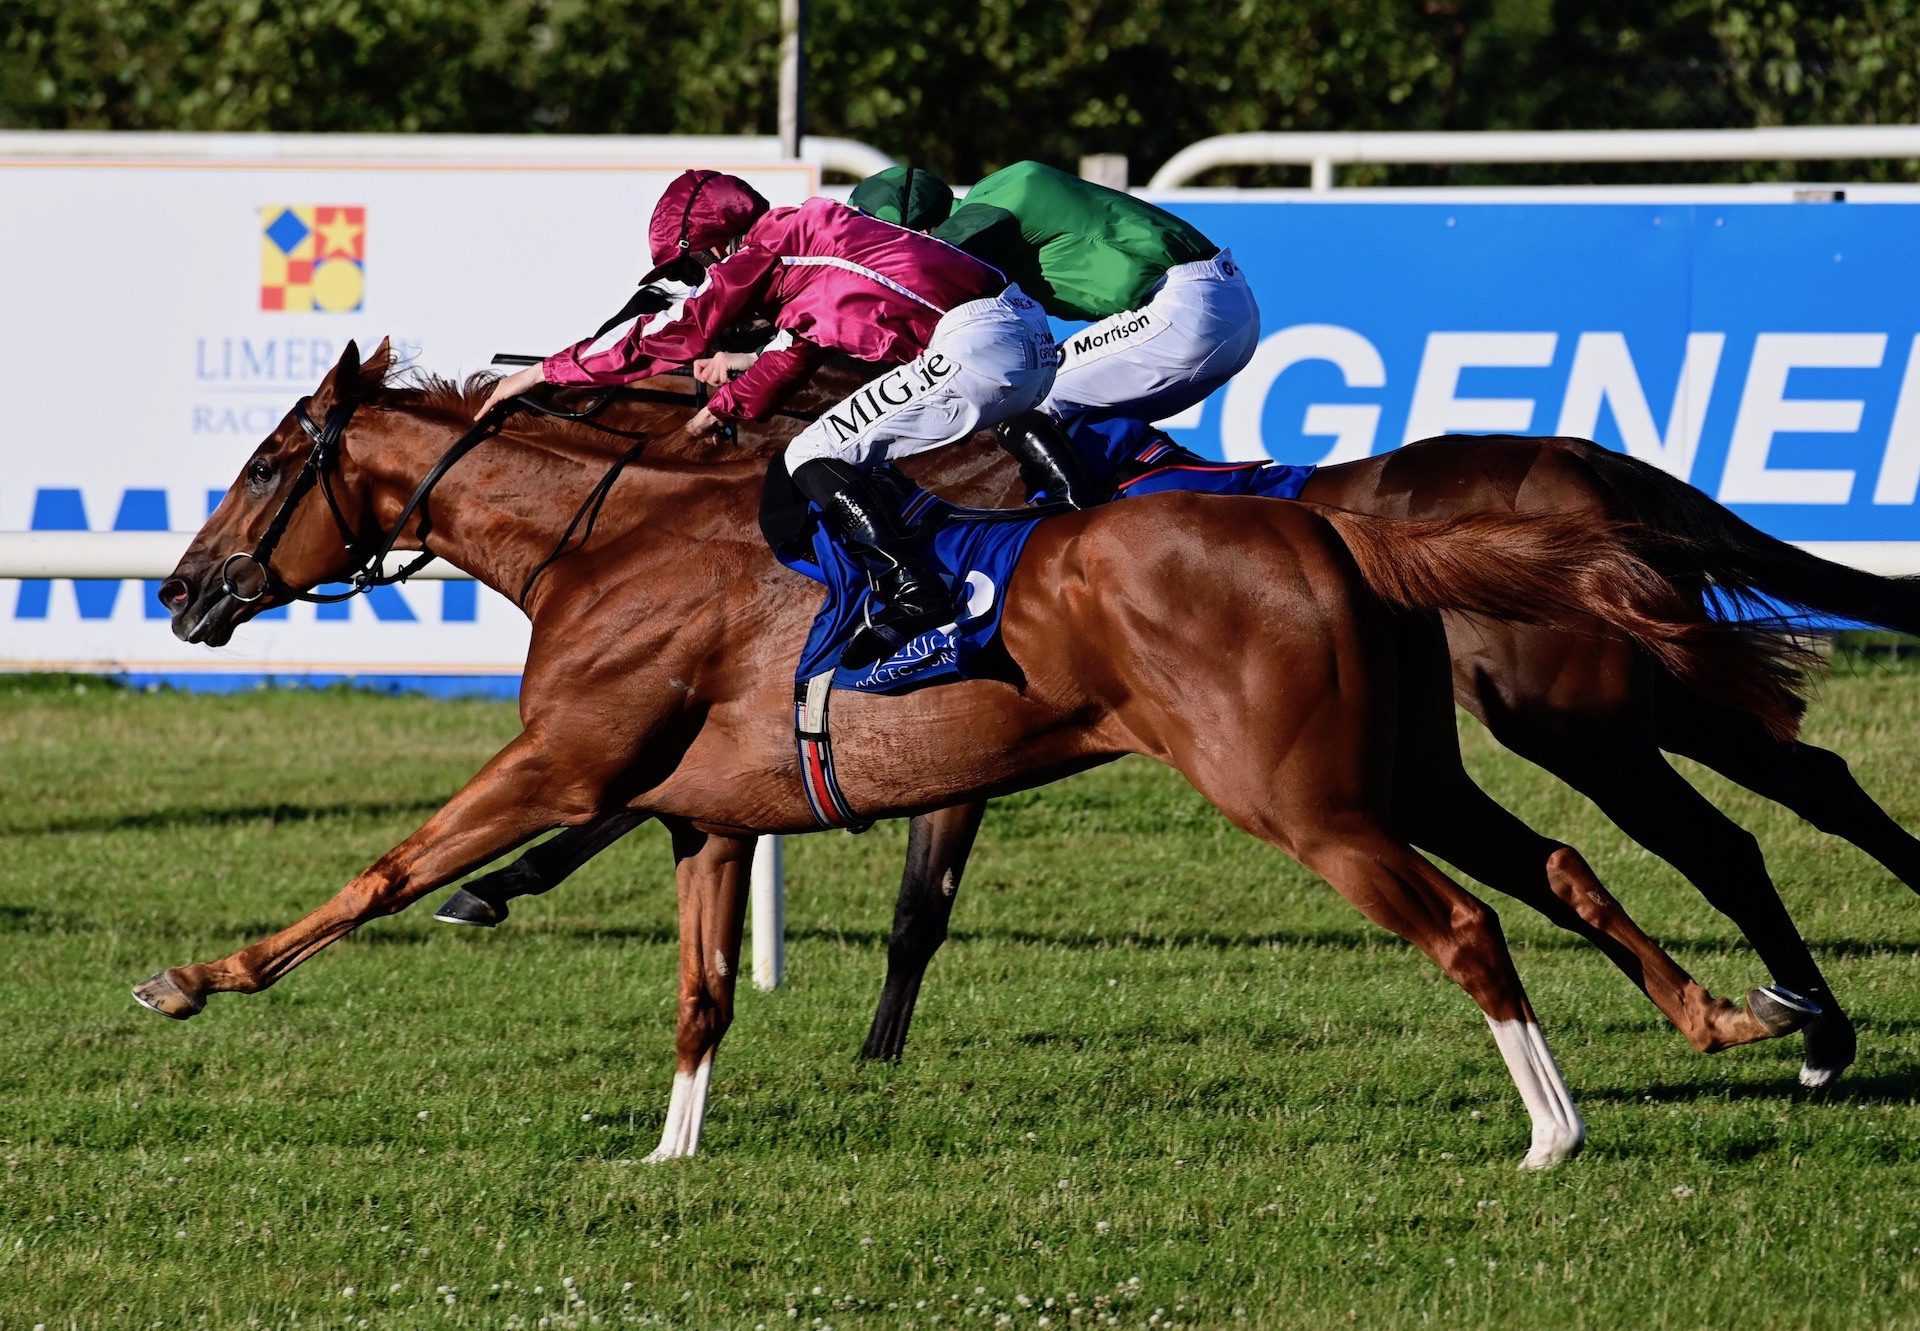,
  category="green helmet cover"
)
[848,166,956,232]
